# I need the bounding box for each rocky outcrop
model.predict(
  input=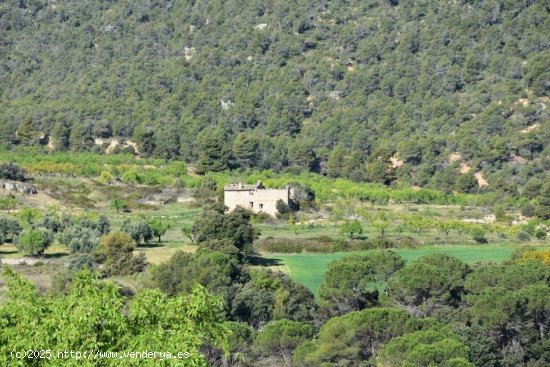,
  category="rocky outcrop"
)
[1,181,37,194]
[136,188,192,206]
